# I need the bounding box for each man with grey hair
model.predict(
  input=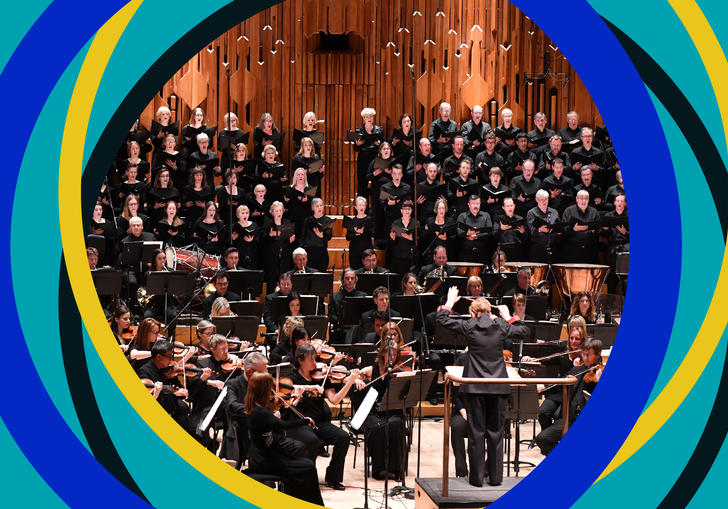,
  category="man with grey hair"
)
[526,189,560,263]
[527,111,555,151]
[494,107,521,158]
[288,247,318,275]
[429,101,459,162]
[223,351,269,465]
[561,189,600,263]
[557,110,582,152]
[461,104,492,159]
